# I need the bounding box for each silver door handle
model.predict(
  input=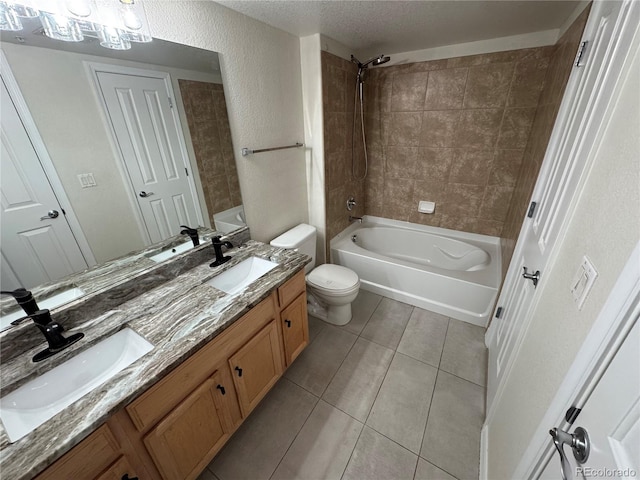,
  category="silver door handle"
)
[549,427,590,480]
[139,191,154,198]
[522,267,541,287]
[40,210,59,220]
